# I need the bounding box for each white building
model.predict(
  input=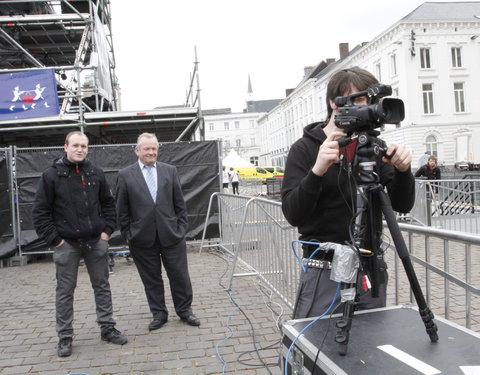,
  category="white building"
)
[258,2,480,169]
[204,98,281,166]
[204,109,263,166]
